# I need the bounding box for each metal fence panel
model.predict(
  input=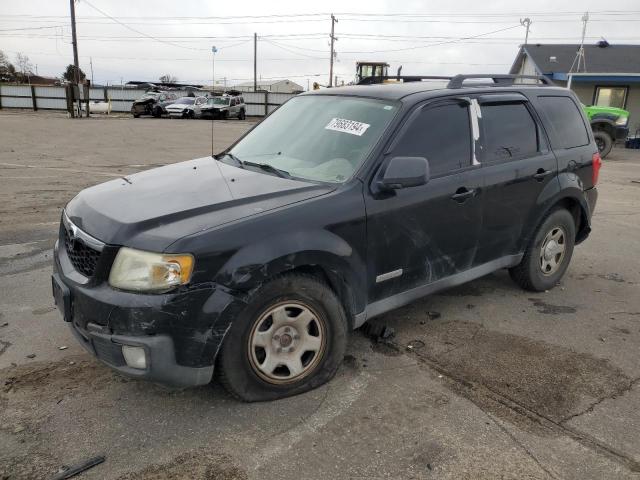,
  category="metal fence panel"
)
[36,97,67,109]
[1,85,31,97]
[268,92,297,105]
[107,88,145,101]
[2,96,33,108]
[89,88,105,101]
[34,86,66,98]
[109,100,133,112]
